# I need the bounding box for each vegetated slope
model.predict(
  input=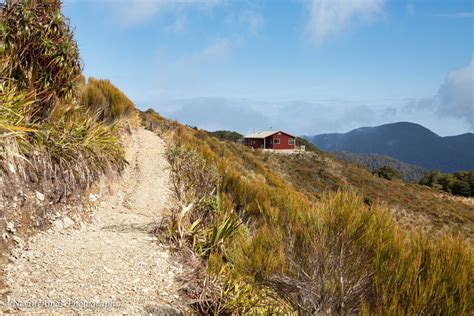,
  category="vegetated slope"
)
[333,151,428,182]
[305,122,474,172]
[268,152,473,239]
[142,110,473,315]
